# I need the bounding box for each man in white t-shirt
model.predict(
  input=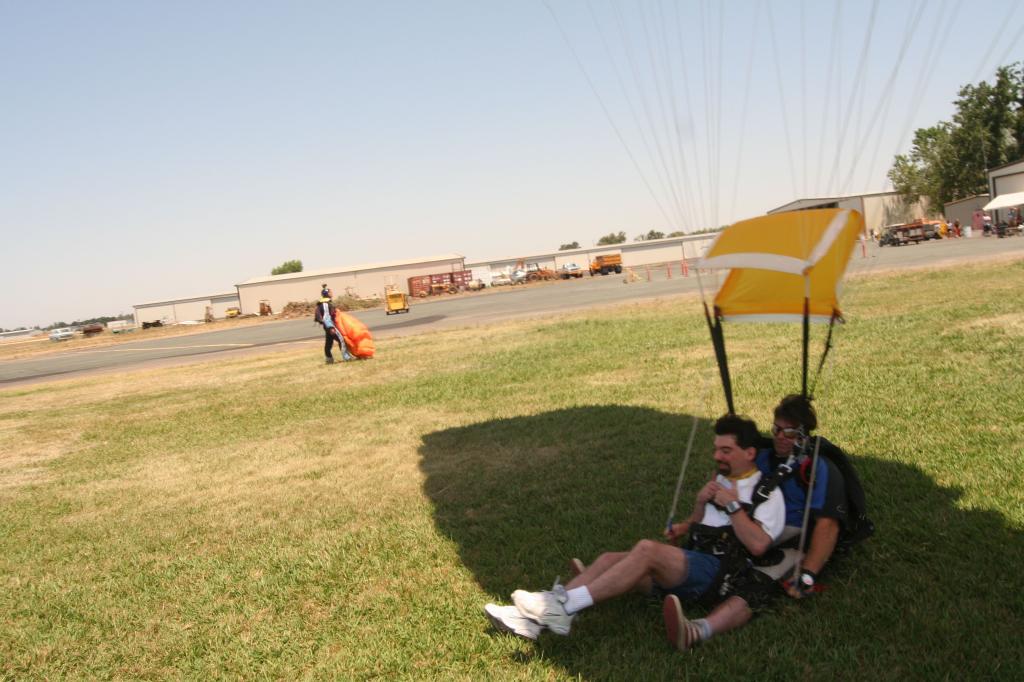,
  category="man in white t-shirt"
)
[484,414,785,651]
